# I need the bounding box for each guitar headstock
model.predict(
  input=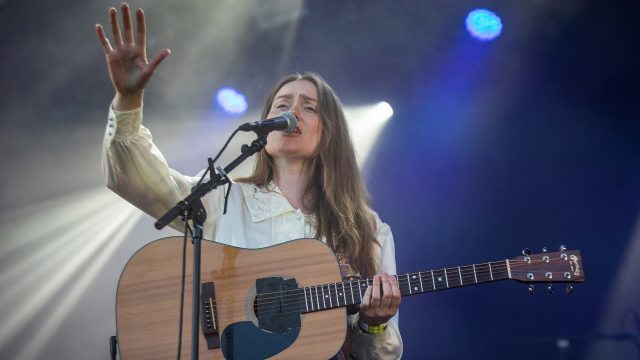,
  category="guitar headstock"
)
[509,246,584,294]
